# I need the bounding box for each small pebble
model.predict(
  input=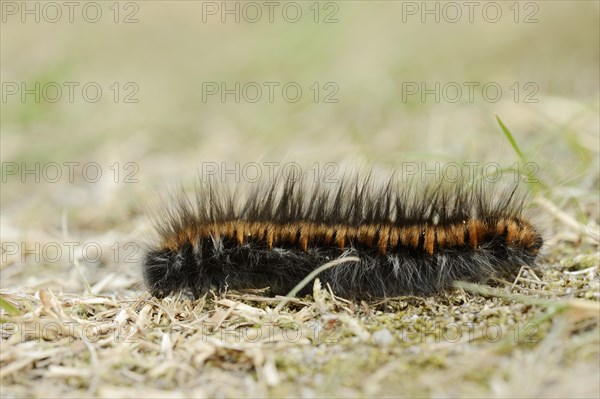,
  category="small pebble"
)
[373,328,394,347]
